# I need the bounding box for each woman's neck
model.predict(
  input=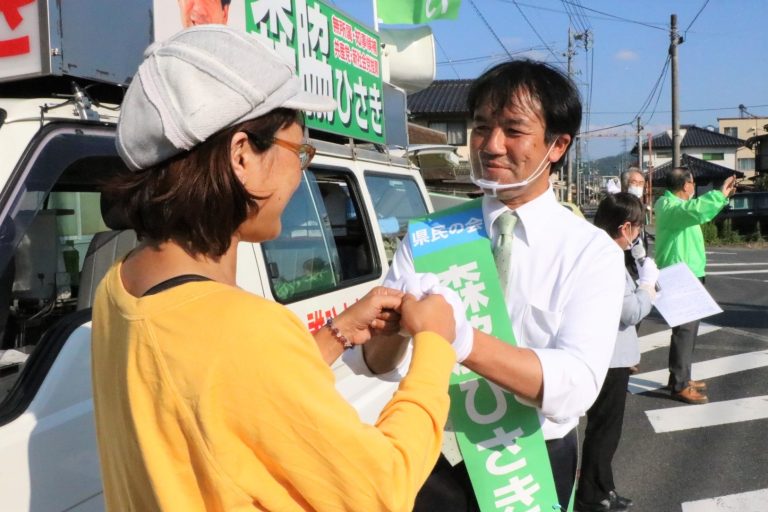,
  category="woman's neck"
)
[120,238,239,297]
